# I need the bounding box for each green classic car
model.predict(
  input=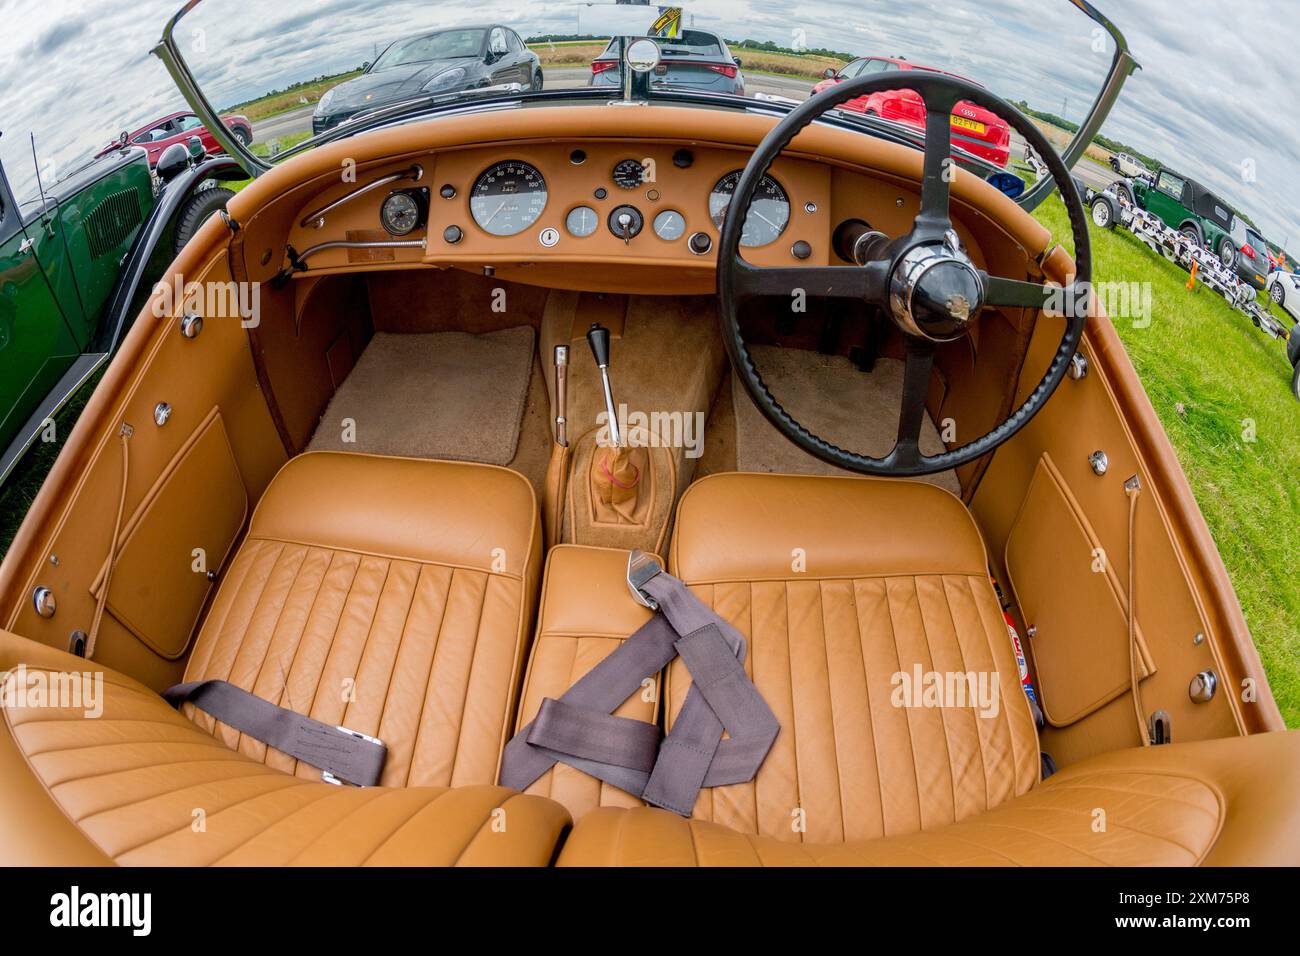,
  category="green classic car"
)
[1125,166,1238,261]
[0,134,246,486]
